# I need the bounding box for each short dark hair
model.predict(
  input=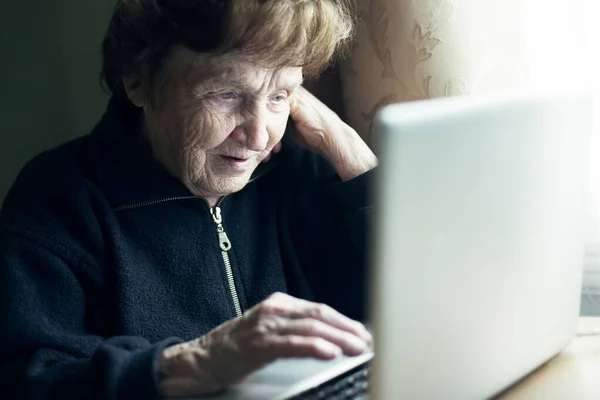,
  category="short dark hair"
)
[101,0,355,93]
